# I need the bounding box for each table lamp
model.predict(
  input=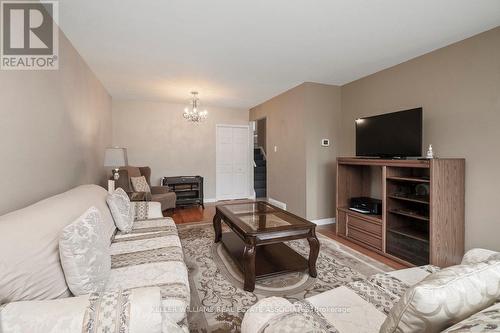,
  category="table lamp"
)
[104,147,128,192]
